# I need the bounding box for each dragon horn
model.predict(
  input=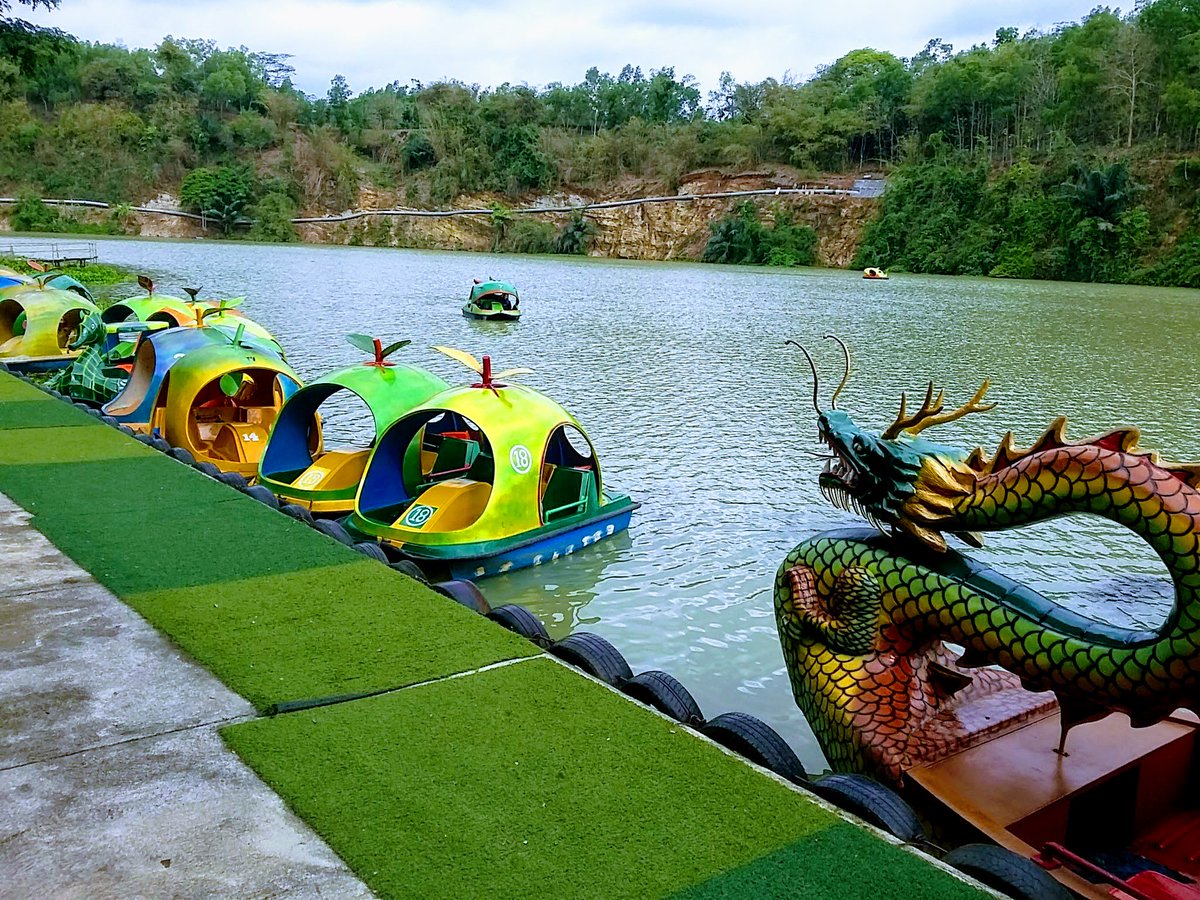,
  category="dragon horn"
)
[784,340,821,415]
[823,334,851,410]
